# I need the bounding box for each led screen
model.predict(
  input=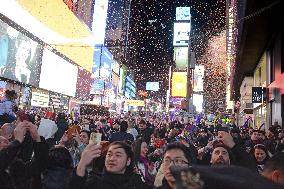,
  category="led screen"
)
[0,20,42,86]
[146,82,159,91]
[171,72,187,97]
[176,7,191,21]
[173,23,191,46]
[39,49,78,97]
[174,47,188,70]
